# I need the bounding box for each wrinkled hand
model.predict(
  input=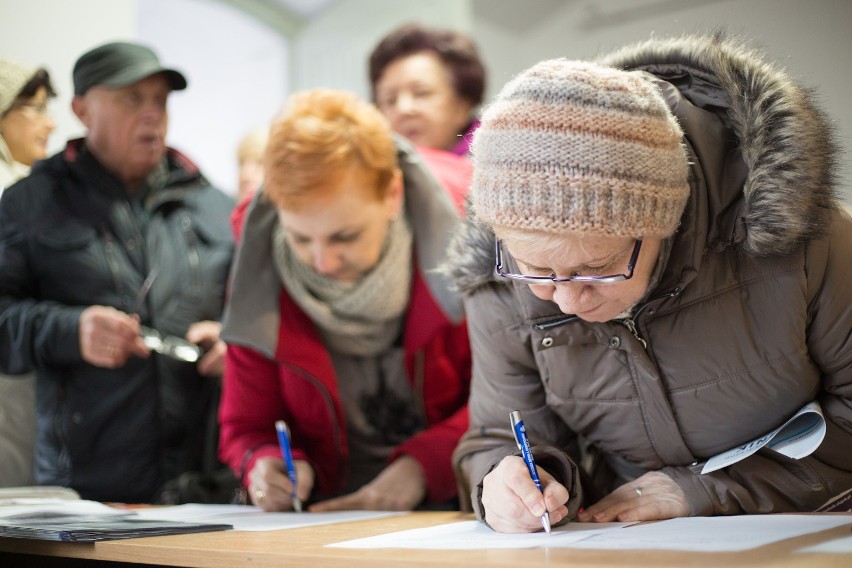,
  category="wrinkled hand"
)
[79,305,149,368]
[247,456,314,512]
[578,471,688,523]
[482,455,570,533]
[186,320,226,377]
[310,455,426,512]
